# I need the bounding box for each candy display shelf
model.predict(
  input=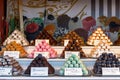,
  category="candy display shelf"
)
[0,58,119,80]
[0,46,120,80]
[24,46,120,57]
